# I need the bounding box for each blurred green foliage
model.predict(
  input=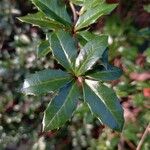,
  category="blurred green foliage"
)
[0,0,150,150]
